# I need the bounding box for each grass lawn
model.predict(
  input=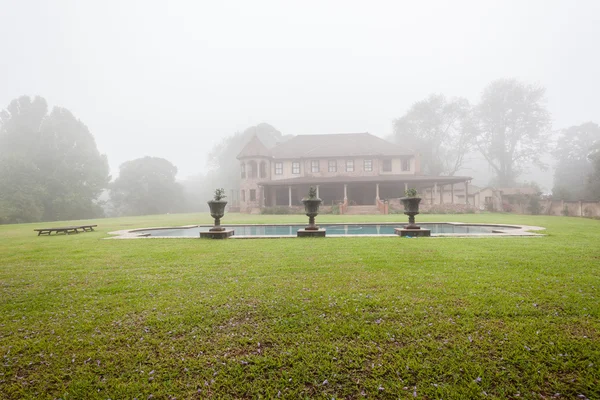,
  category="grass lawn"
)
[0,212,599,399]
